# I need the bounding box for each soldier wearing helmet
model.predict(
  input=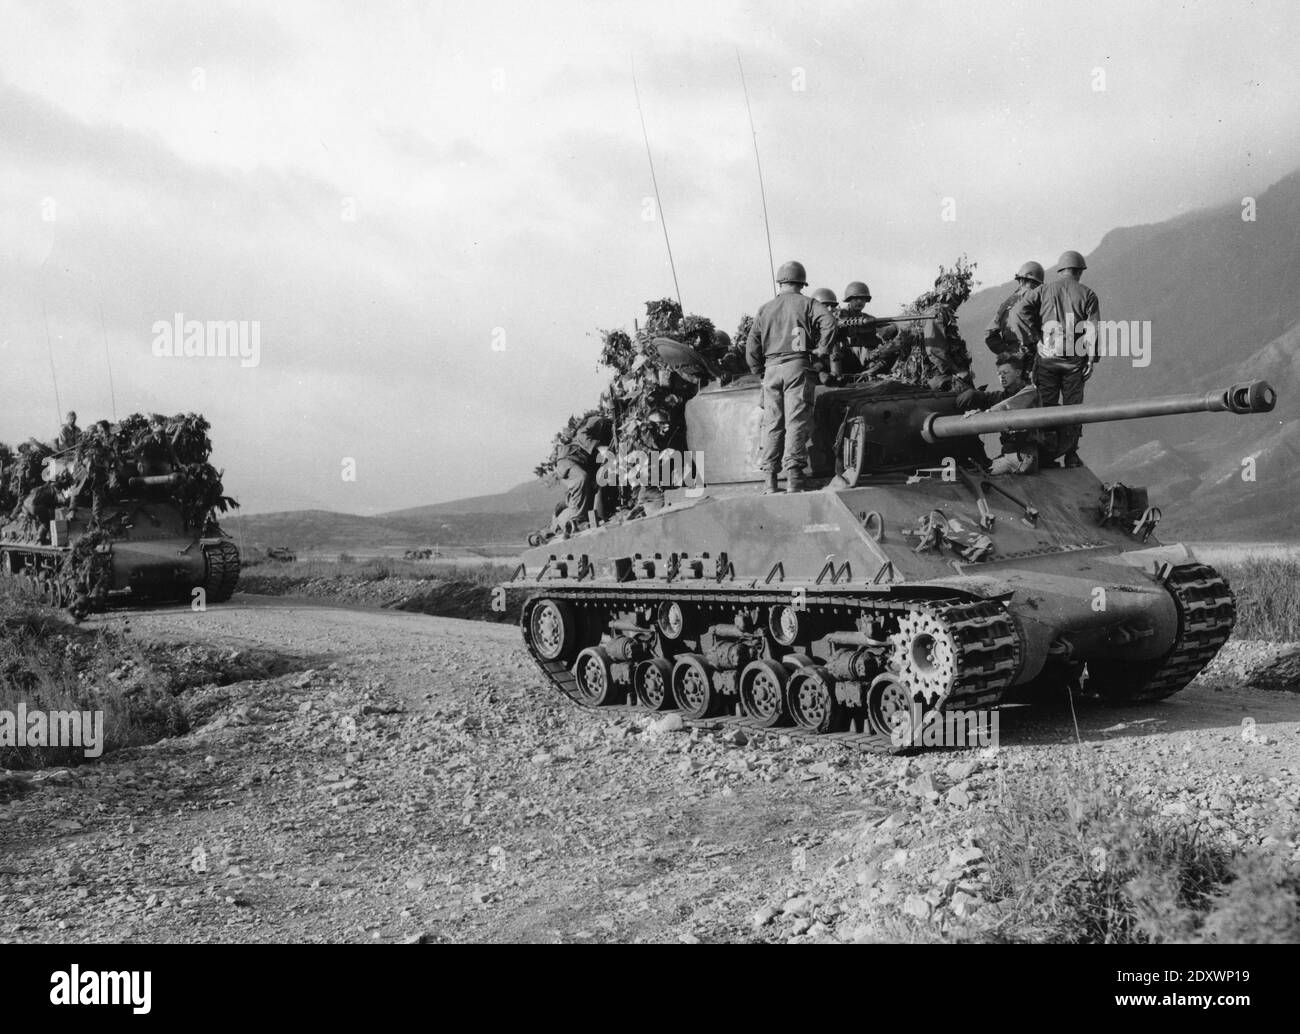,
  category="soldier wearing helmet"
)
[840,281,872,315]
[745,260,836,493]
[984,261,1043,370]
[832,280,896,377]
[1013,250,1101,467]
